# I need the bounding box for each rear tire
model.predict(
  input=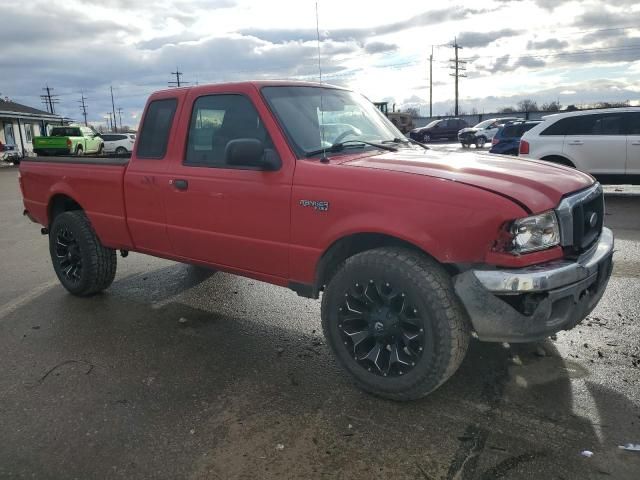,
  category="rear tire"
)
[321,247,470,401]
[76,146,83,156]
[49,211,117,296]
[115,146,127,155]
